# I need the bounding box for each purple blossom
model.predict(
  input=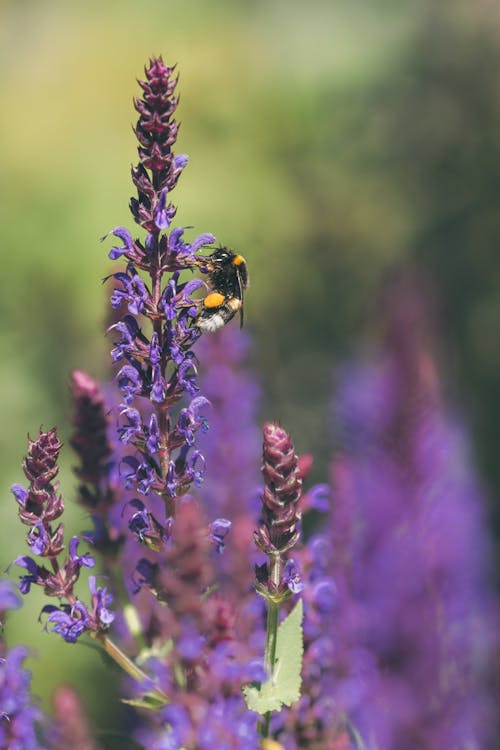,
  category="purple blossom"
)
[88,576,115,627]
[154,187,176,229]
[27,522,51,556]
[284,559,304,595]
[128,498,171,550]
[103,56,218,529]
[15,556,43,595]
[116,363,143,404]
[11,430,114,643]
[0,579,47,748]
[0,579,21,614]
[0,646,47,749]
[209,518,232,554]
[68,536,95,569]
[42,602,90,644]
[325,290,497,749]
[105,226,134,260]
